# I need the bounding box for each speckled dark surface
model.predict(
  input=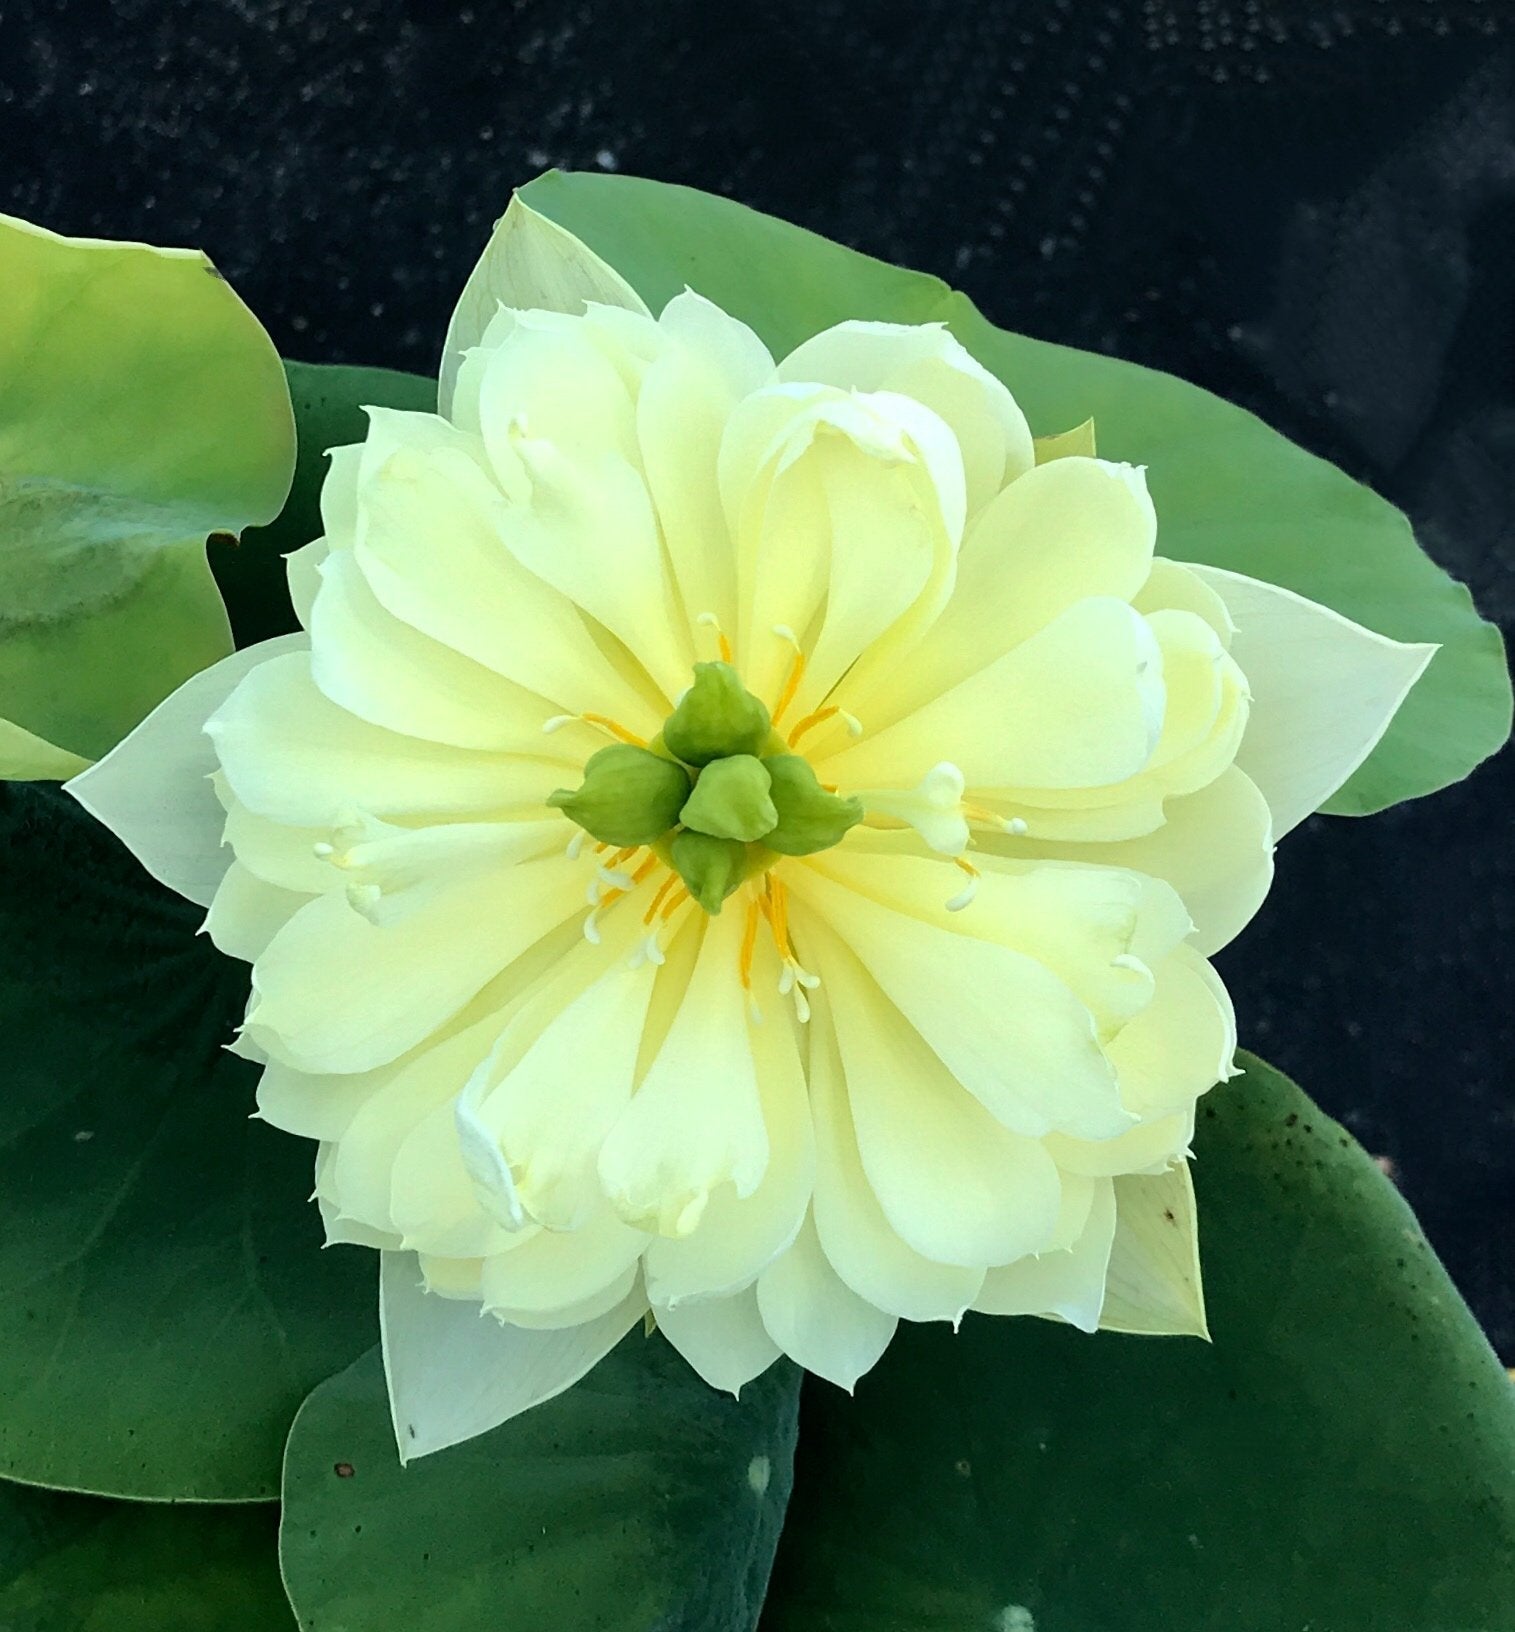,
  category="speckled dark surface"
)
[2,0,1511,1353]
